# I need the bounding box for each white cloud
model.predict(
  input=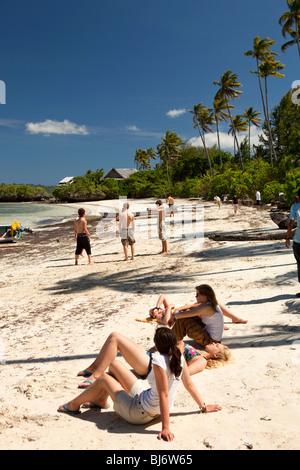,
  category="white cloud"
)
[166,108,187,118]
[26,119,90,136]
[188,125,265,150]
[126,124,140,132]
